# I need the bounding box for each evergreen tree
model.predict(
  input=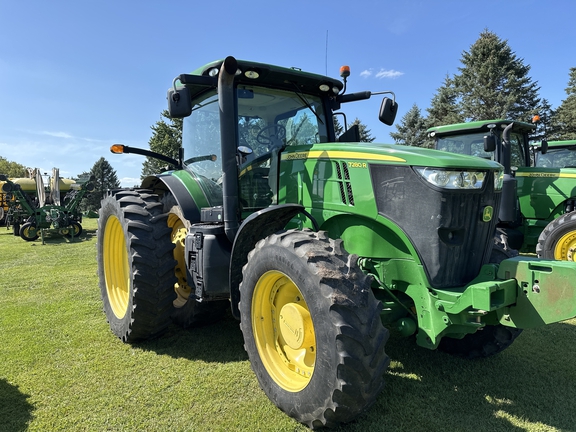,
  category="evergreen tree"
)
[350,118,376,142]
[141,110,183,178]
[426,75,464,128]
[0,157,27,177]
[452,30,541,122]
[390,104,430,147]
[333,116,344,138]
[531,99,556,142]
[83,158,120,211]
[553,67,576,140]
